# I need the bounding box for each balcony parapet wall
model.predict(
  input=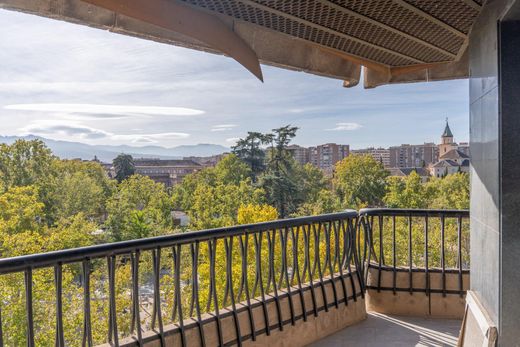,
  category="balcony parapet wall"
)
[100,273,366,347]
